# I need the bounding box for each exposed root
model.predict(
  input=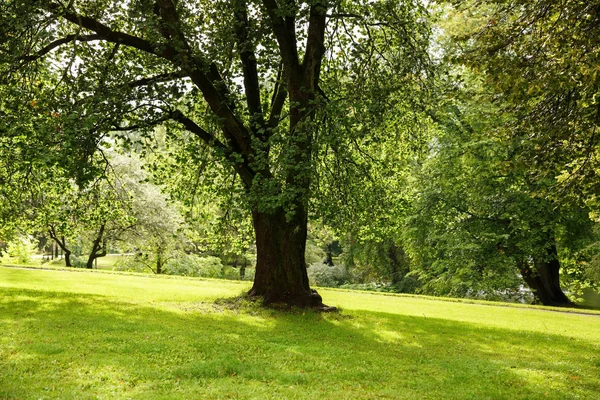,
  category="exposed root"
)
[247,288,337,312]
